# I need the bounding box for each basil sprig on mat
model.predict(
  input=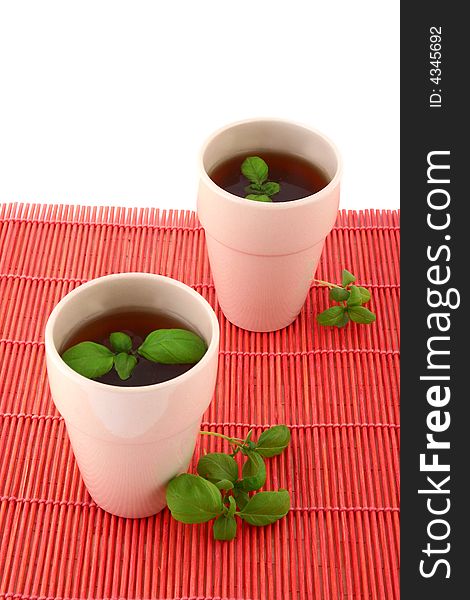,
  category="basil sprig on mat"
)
[314,269,376,328]
[166,425,291,540]
[62,329,207,381]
